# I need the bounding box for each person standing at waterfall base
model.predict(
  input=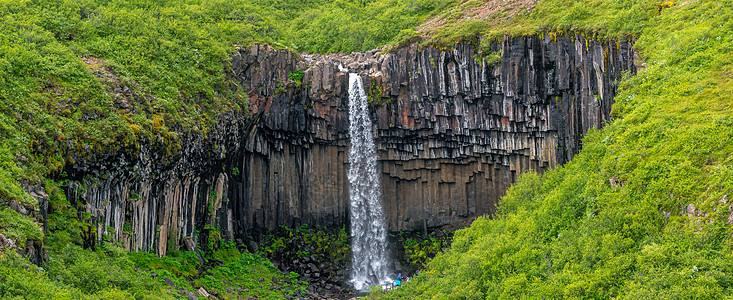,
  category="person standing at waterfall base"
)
[395,273,403,286]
